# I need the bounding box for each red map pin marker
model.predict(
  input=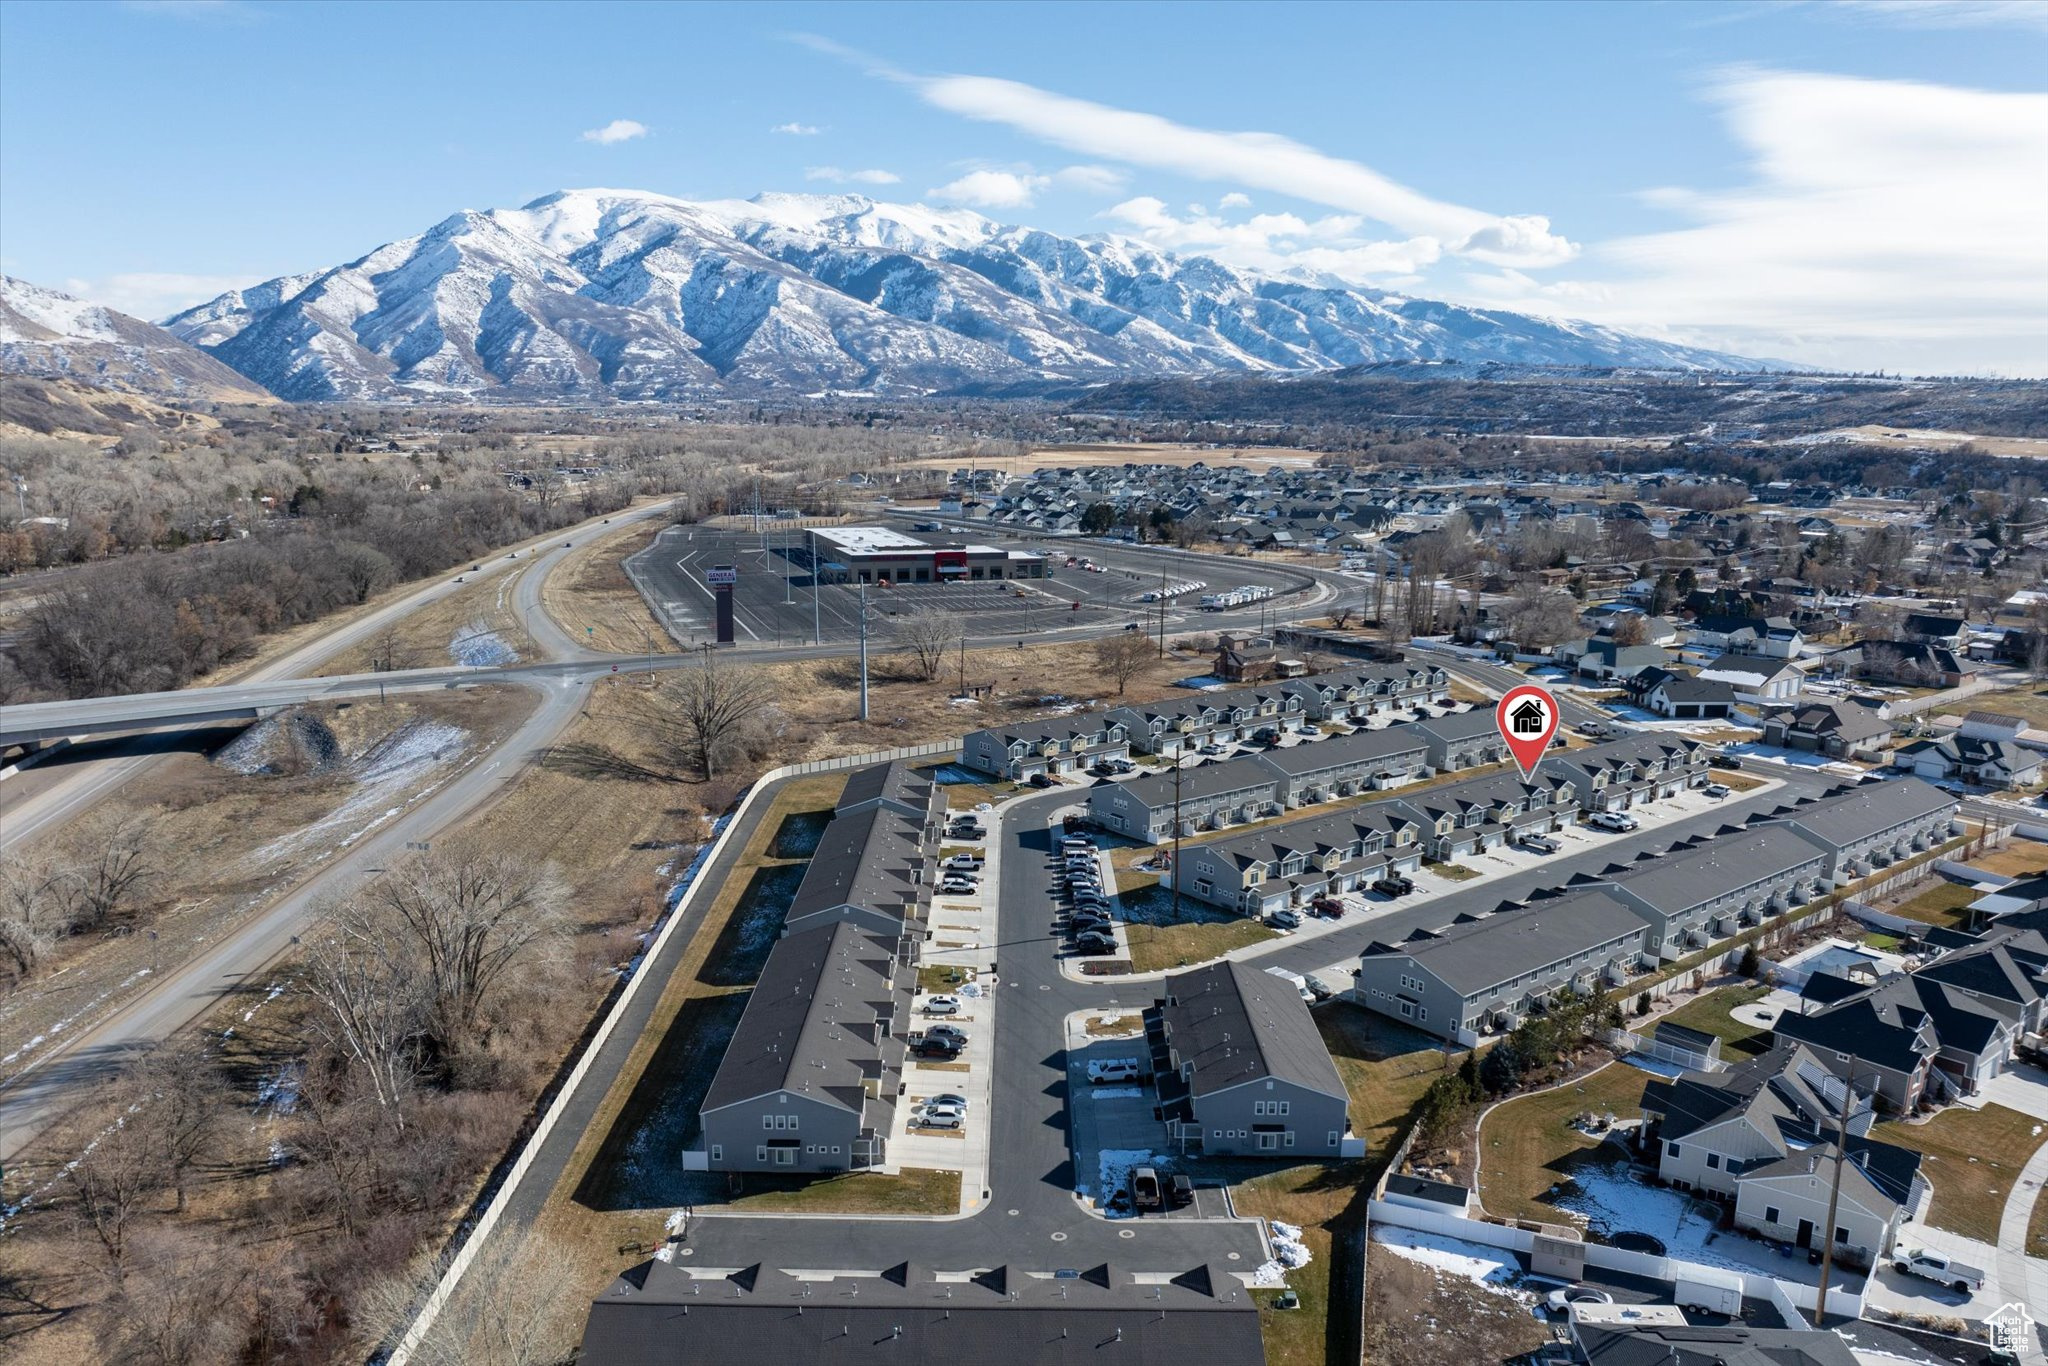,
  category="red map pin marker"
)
[1496,684,1561,779]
